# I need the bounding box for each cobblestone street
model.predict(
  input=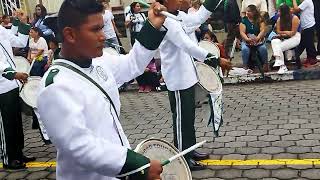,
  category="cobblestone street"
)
[2,80,320,179]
